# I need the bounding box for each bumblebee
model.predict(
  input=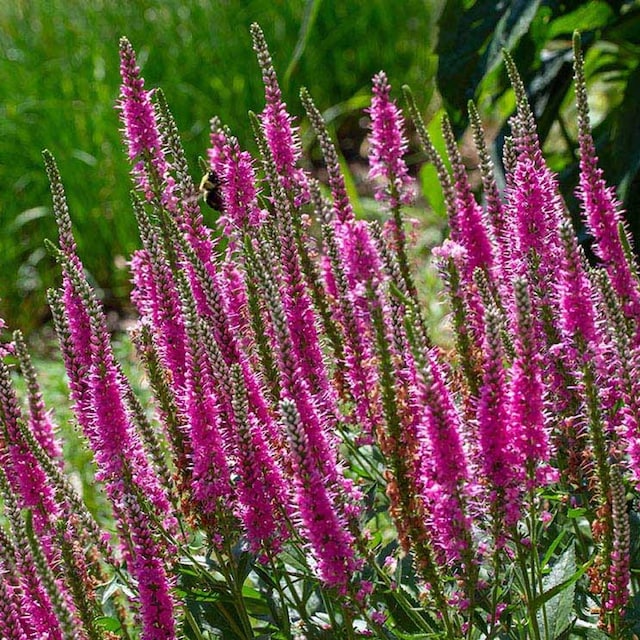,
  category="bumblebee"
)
[199,170,224,212]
